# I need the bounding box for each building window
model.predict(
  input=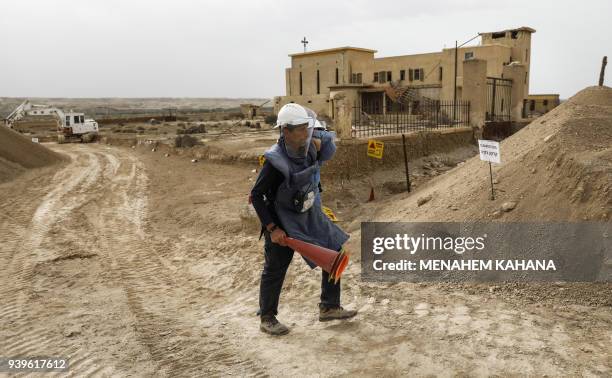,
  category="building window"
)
[530,100,535,111]
[439,66,443,81]
[316,70,320,94]
[299,72,303,95]
[525,71,528,84]
[335,68,339,84]
[464,52,474,60]
[66,116,70,126]
[543,99,548,106]
[412,68,424,81]
[80,115,84,123]
[400,70,405,80]
[409,68,413,81]
[373,72,379,82]
[386,71,392,82]
[378,71,386,83]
